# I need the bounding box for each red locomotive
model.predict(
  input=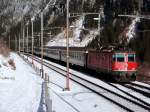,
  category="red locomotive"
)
[87,50,138,81]
[33,46,138,82]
